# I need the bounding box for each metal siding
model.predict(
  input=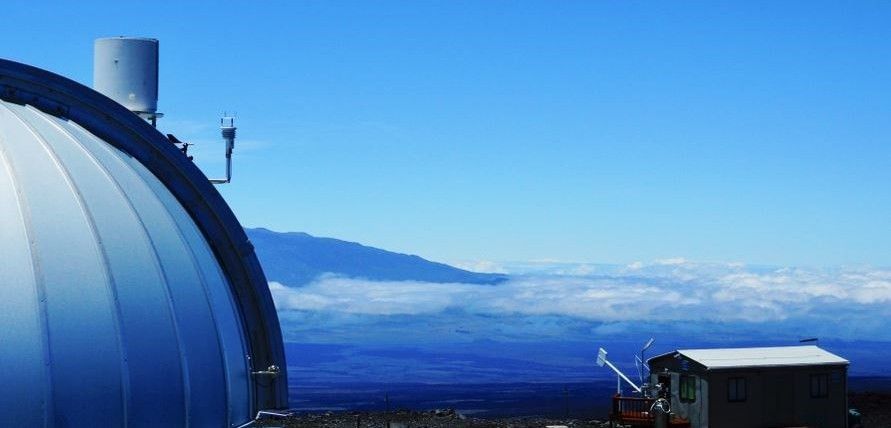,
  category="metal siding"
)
[72,114,250,425]
[677,346,848,369]
[707,371,764,428]
[0,123,48,426]
[79,119,231,425]
[0,57,287,421]
[0,99,250,427]
[120,139,230,425]
[0,102,126,426]
[48,114,188,427]
[130,155,250,421]
[160,189,253,425]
